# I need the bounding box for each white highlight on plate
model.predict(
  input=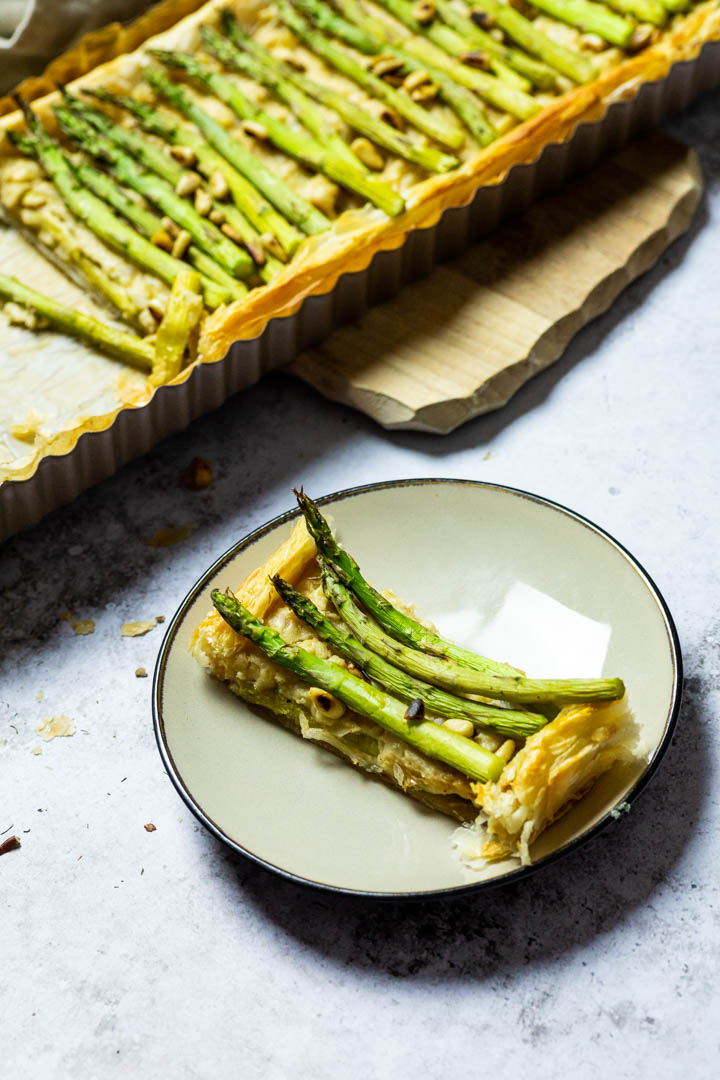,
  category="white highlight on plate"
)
[434,582,611,678]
